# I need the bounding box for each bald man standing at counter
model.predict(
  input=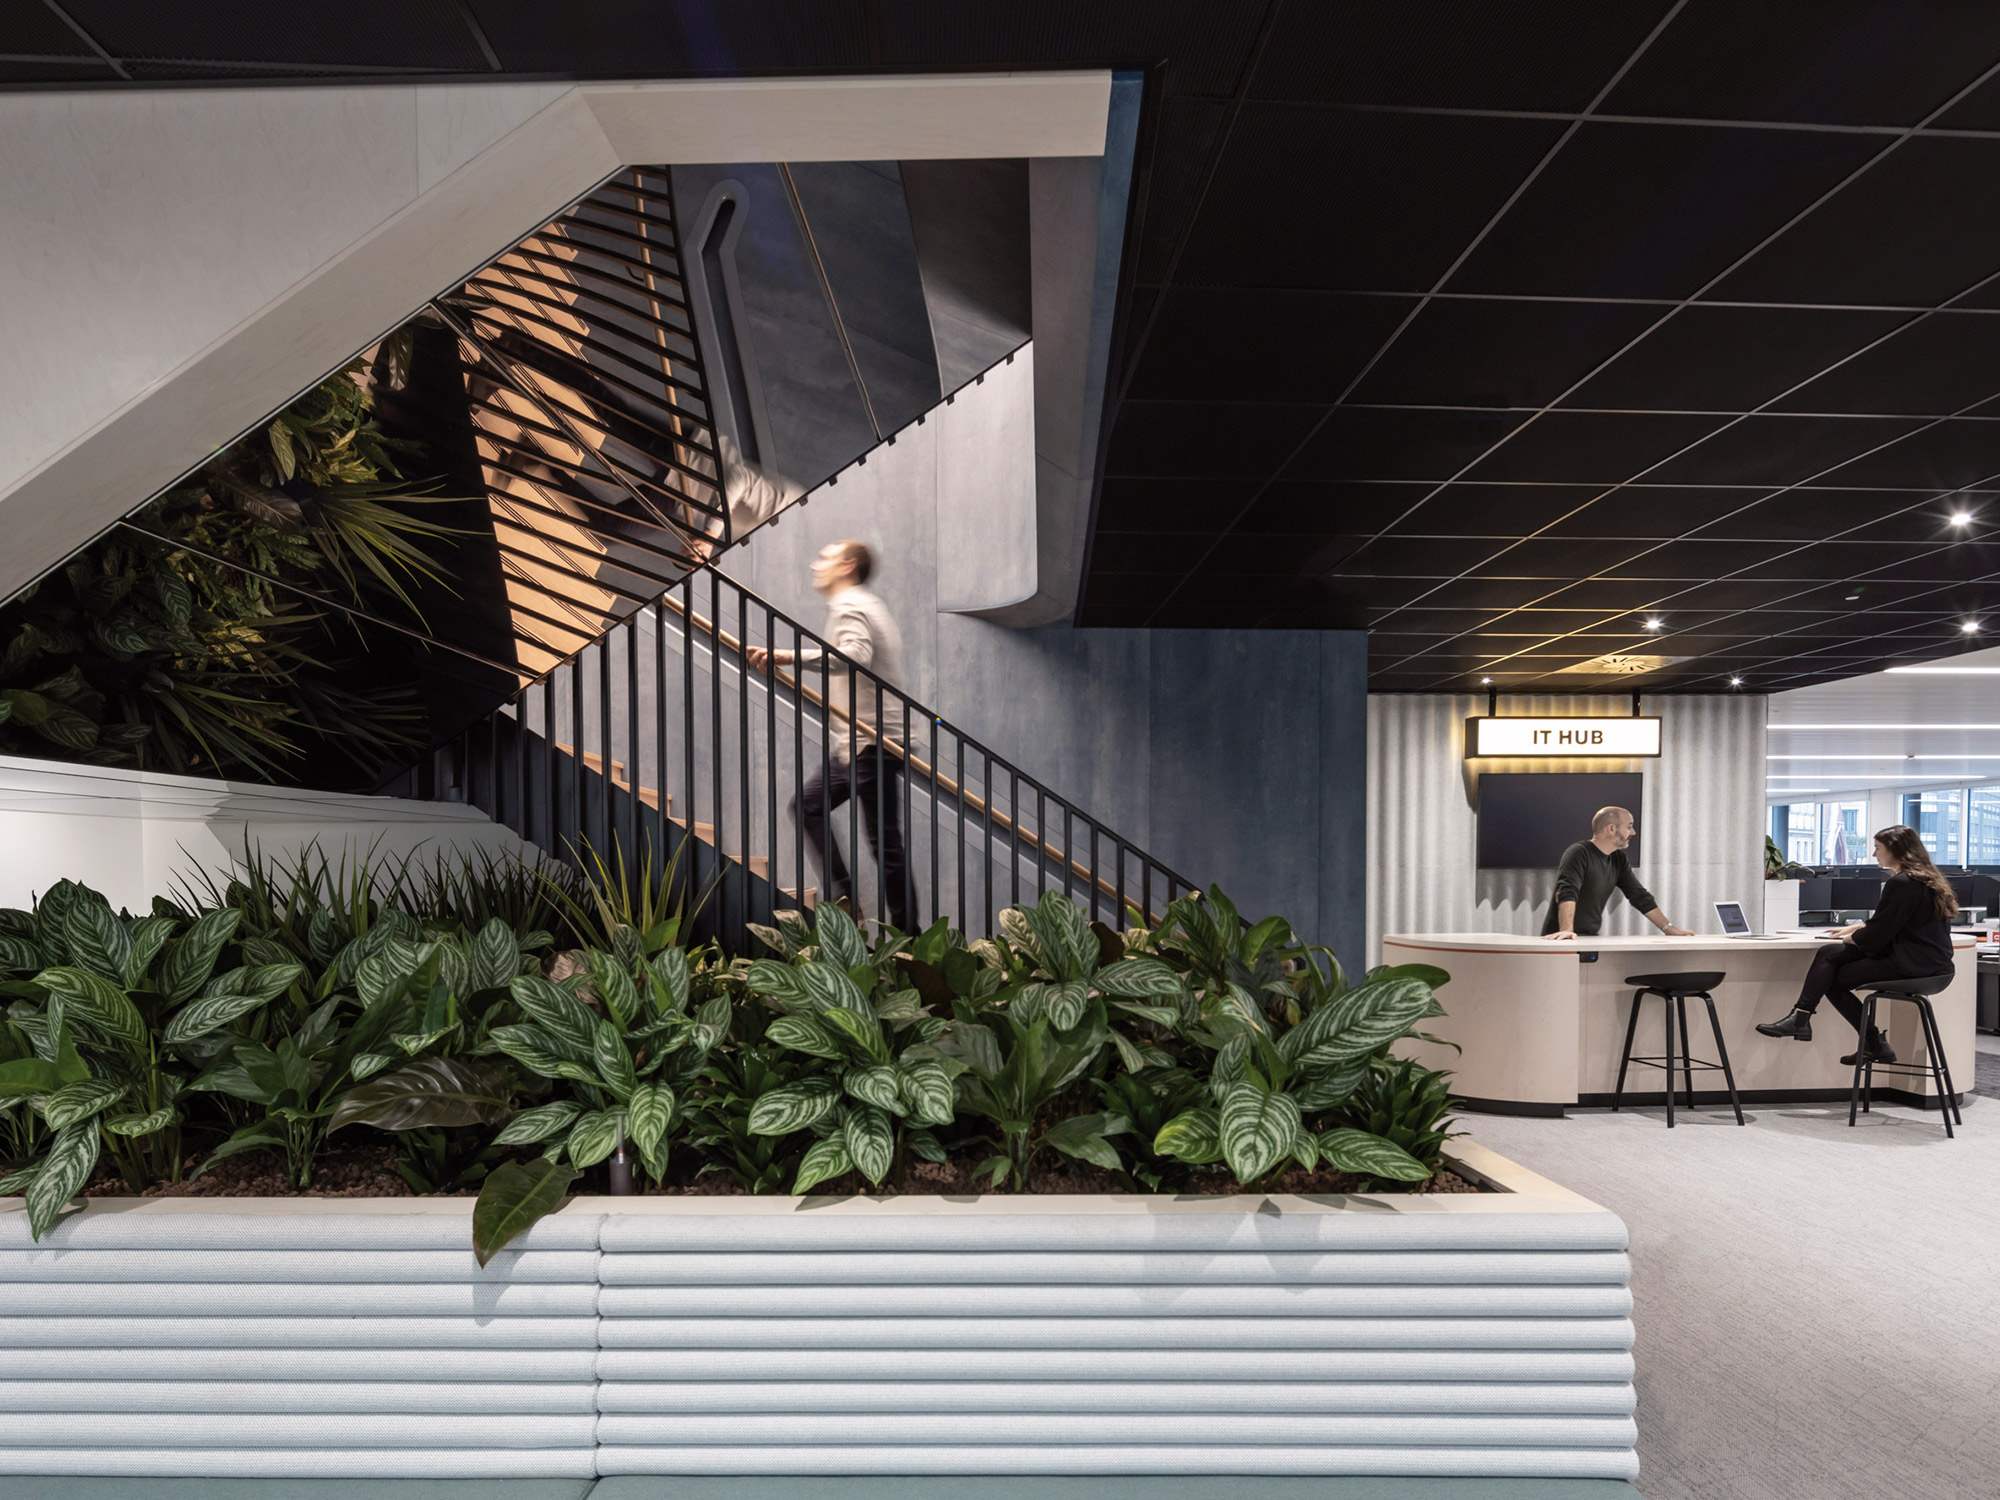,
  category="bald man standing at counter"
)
[1541,806,1695,941]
